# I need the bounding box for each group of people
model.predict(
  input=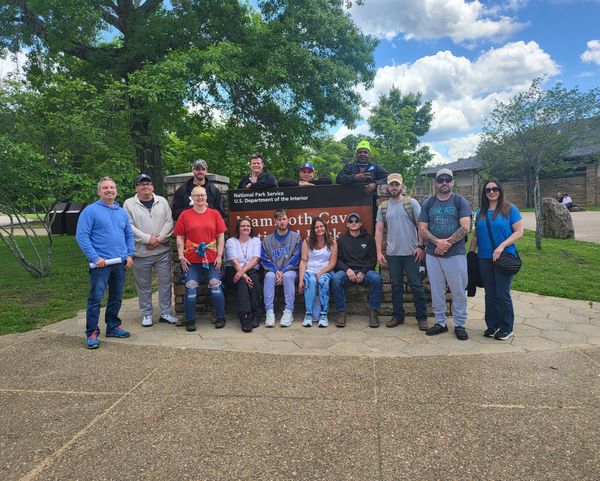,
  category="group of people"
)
[75,142,523,350]
[556,192,574,211]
